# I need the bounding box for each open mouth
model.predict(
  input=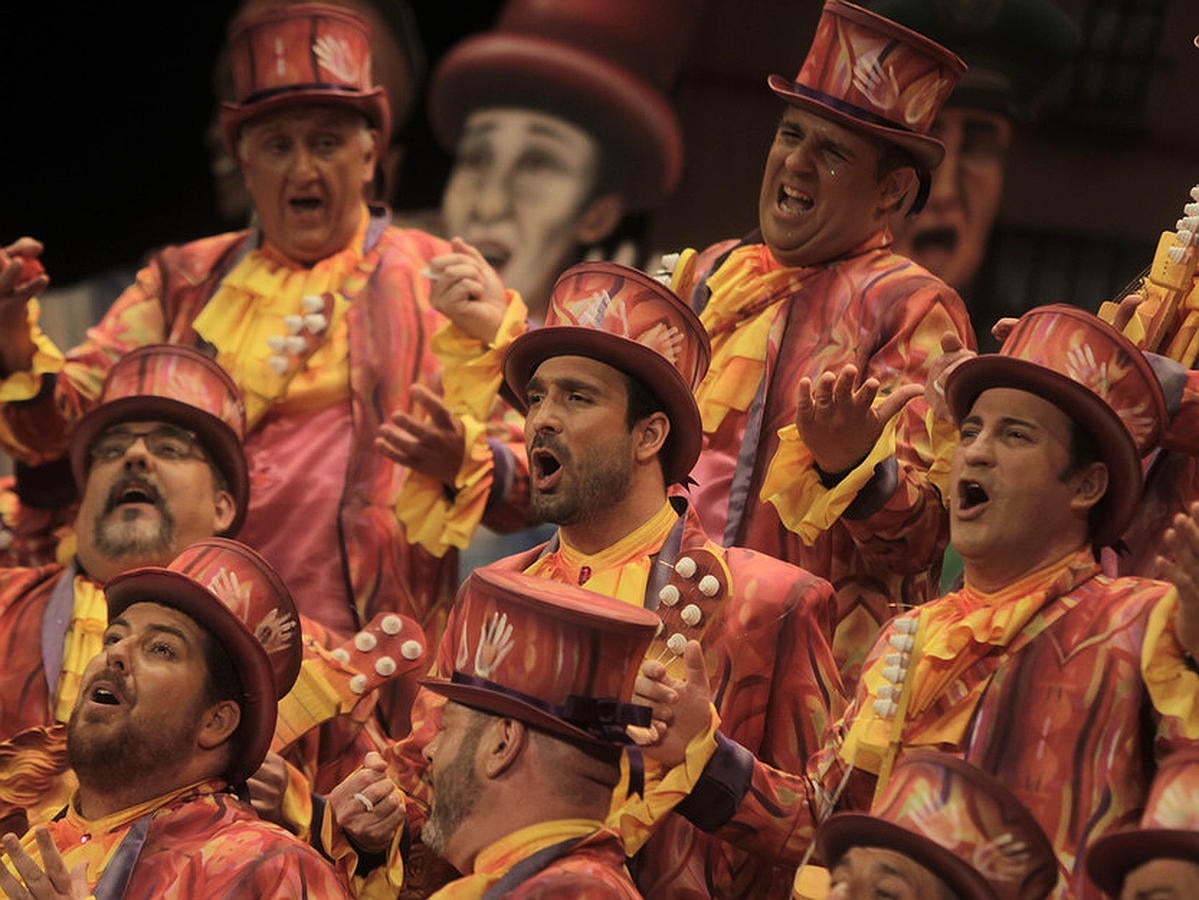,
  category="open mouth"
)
[778,184,814,215]
[530,447,563,492]
[958,479,989,512]
[911,227,959,254]
[106,478,160,513]
[288,197,322,214]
